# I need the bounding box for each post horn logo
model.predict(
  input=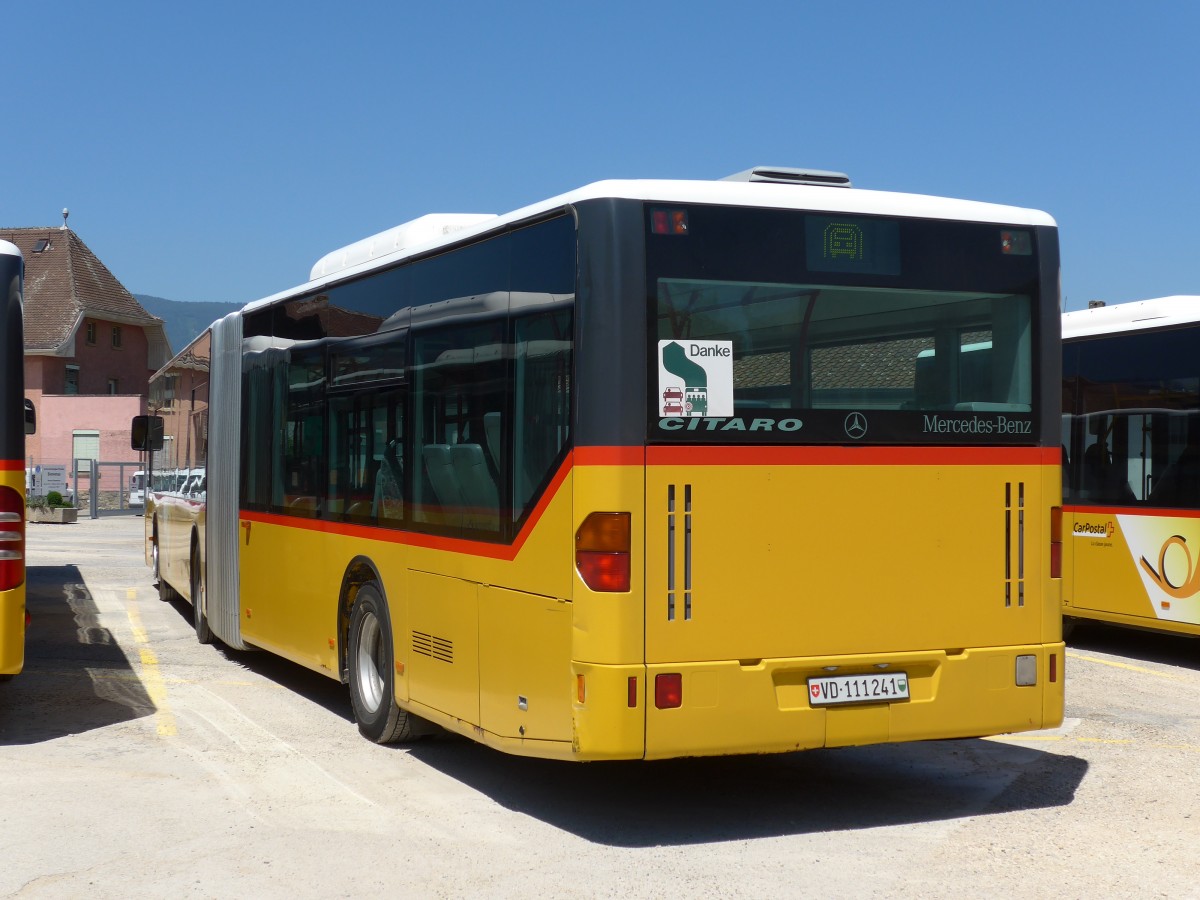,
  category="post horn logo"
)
[1140,534,1200,599]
